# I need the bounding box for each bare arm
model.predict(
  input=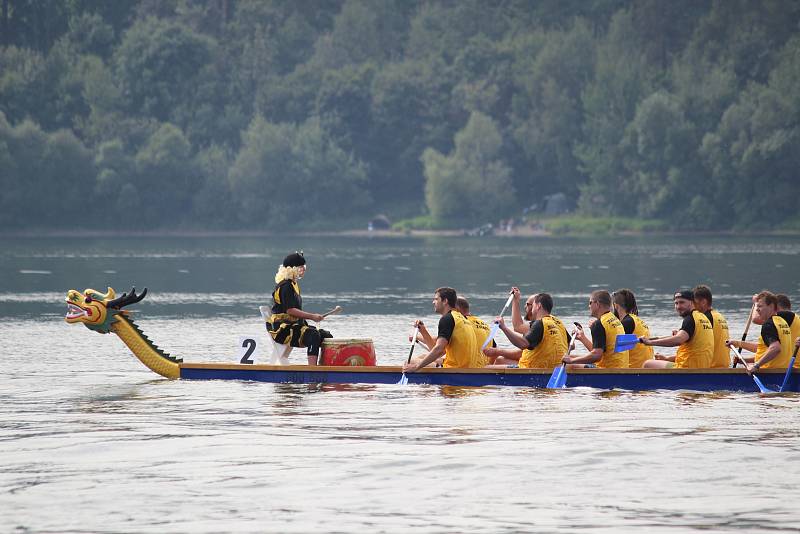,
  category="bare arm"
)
[498,317,529,350]
[287,307,323,322]
[641,330,689,348]
[726,339,758,353]
[563,348,602,365]
[404,337,447,372]
[510,287,526,334]
[750,341,782,371]
[416,320,435,349]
